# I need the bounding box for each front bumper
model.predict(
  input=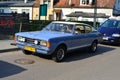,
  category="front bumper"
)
[102,36,120,44]
[15,41,51,55]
